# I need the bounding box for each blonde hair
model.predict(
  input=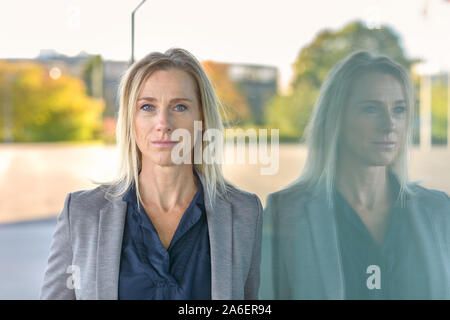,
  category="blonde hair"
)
[99,48,230,207]
[293,51,416,207]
